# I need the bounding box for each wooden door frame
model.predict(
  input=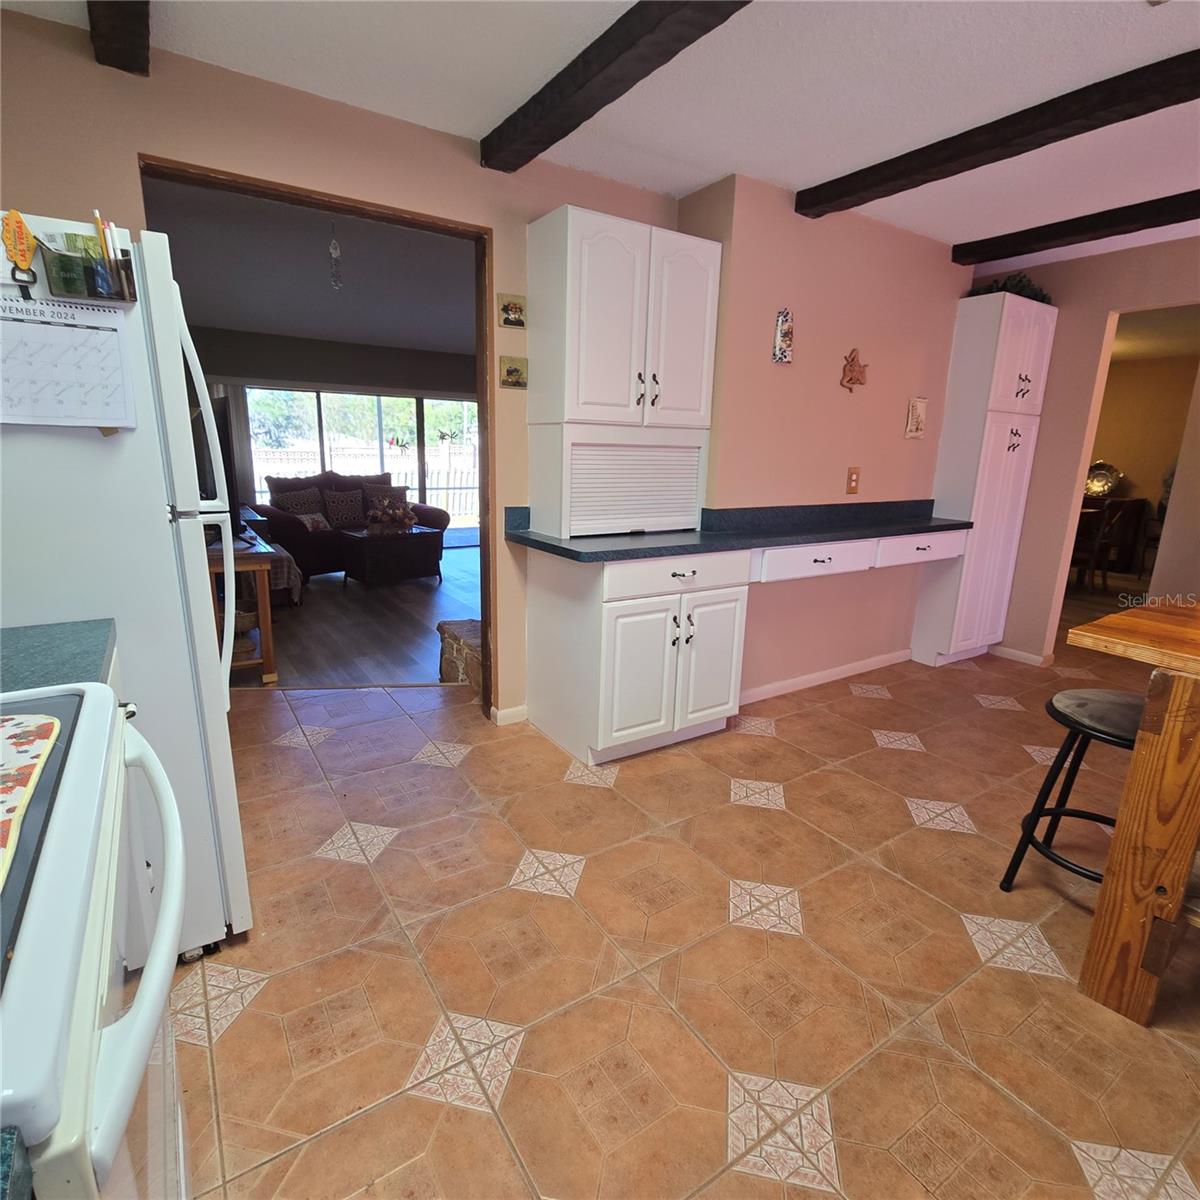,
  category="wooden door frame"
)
[139,154,498,711]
